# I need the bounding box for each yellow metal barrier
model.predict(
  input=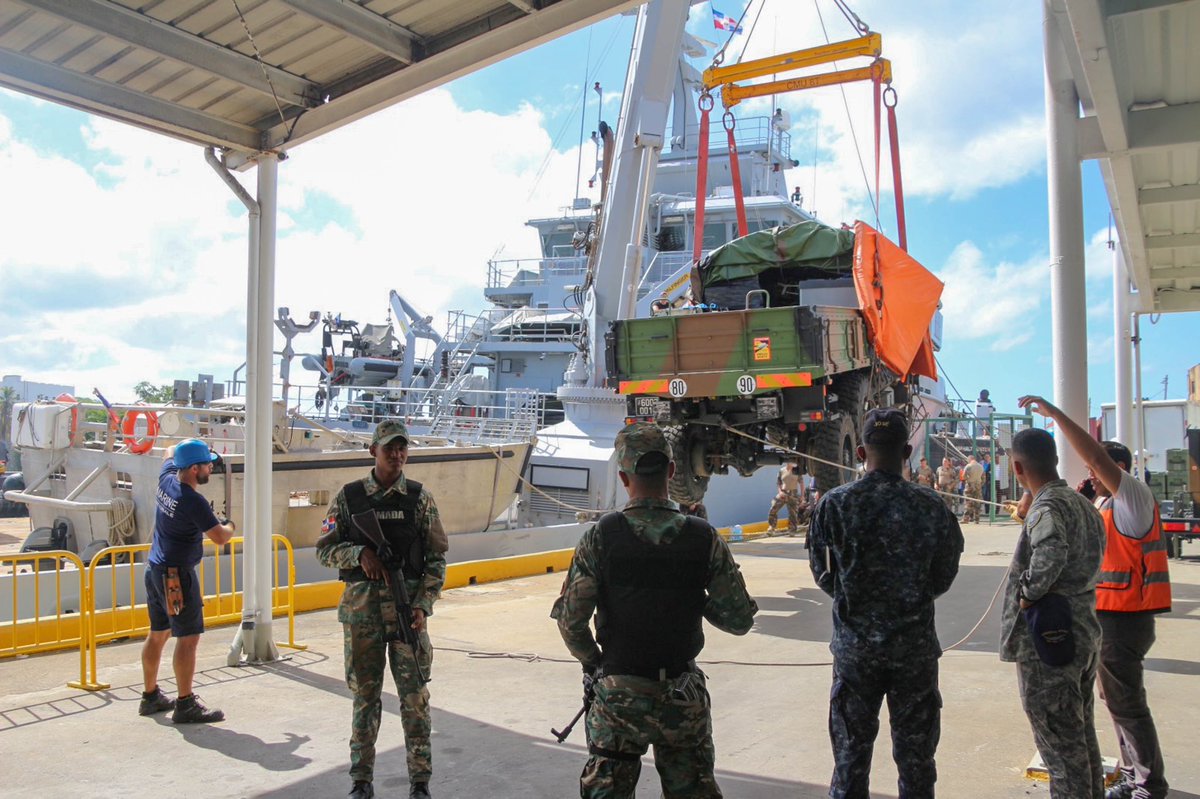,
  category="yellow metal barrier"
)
[0,550,91,690]
[78,534,306,691]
